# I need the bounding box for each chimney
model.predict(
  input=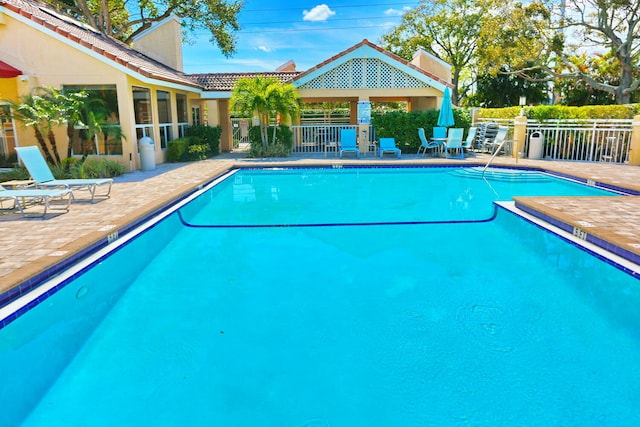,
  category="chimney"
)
[411,48,452,84]
[132,16,183,71]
